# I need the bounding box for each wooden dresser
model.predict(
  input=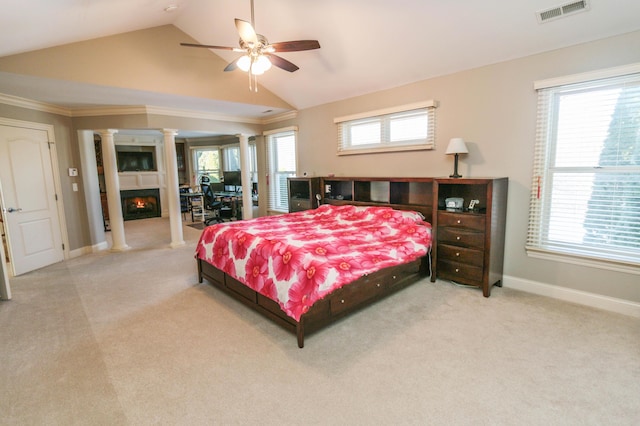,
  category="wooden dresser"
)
[431,178,508,297]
